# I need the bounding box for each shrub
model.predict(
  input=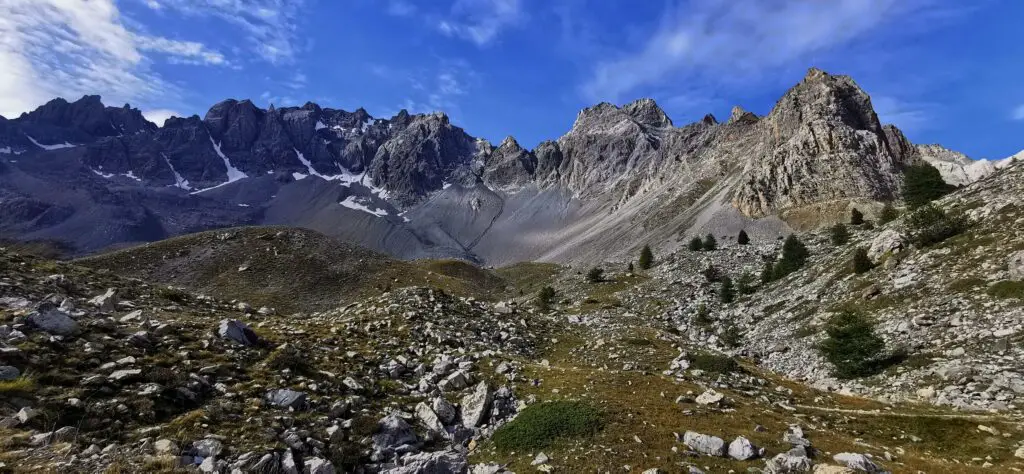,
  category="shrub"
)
[692,303,712,326]
[772,234,810,280]
[265,347,311,374]
[760,258,775,284]
[719,324,742,348]
[702,265,721,282]
[689,353,741,374]
[903,163,952,208]
[536,286,556,311]
[492,401,603,451]
[850,208,864,225]
[702,234,718,251]
[878,203,899,224]
[737,271,756,295]
[818,311,900,379]
[830,224,850,246]
[906,205,968,247]
[852,248,874,274]
[638,245,653,270]
[688,237,704,251]
[720,276,736,303]
[737,230,750,245]
[0,376,36,396]
[987,281,1024,299]
[586,267,604,283]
